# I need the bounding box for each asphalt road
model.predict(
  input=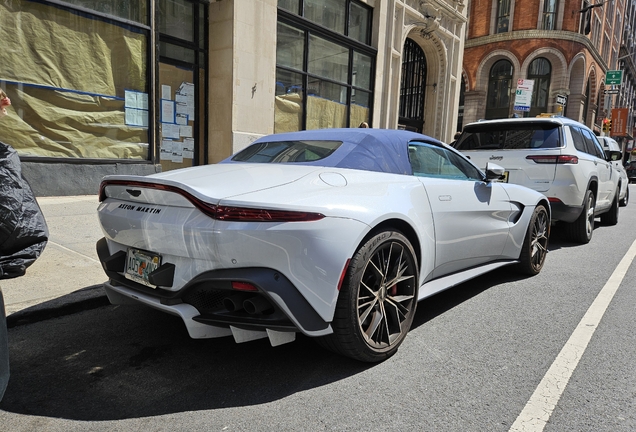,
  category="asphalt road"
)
[1,188,635,431]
